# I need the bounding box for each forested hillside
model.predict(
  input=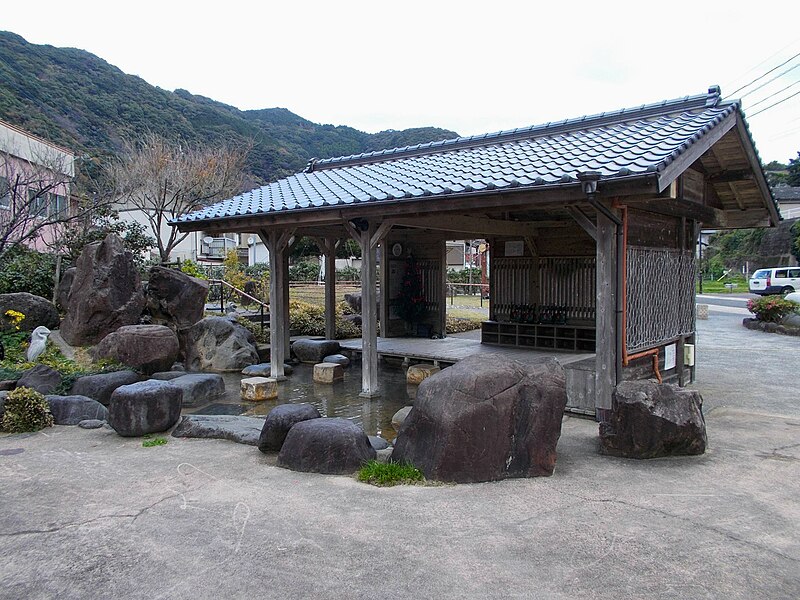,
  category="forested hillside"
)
[0,31,457,186]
